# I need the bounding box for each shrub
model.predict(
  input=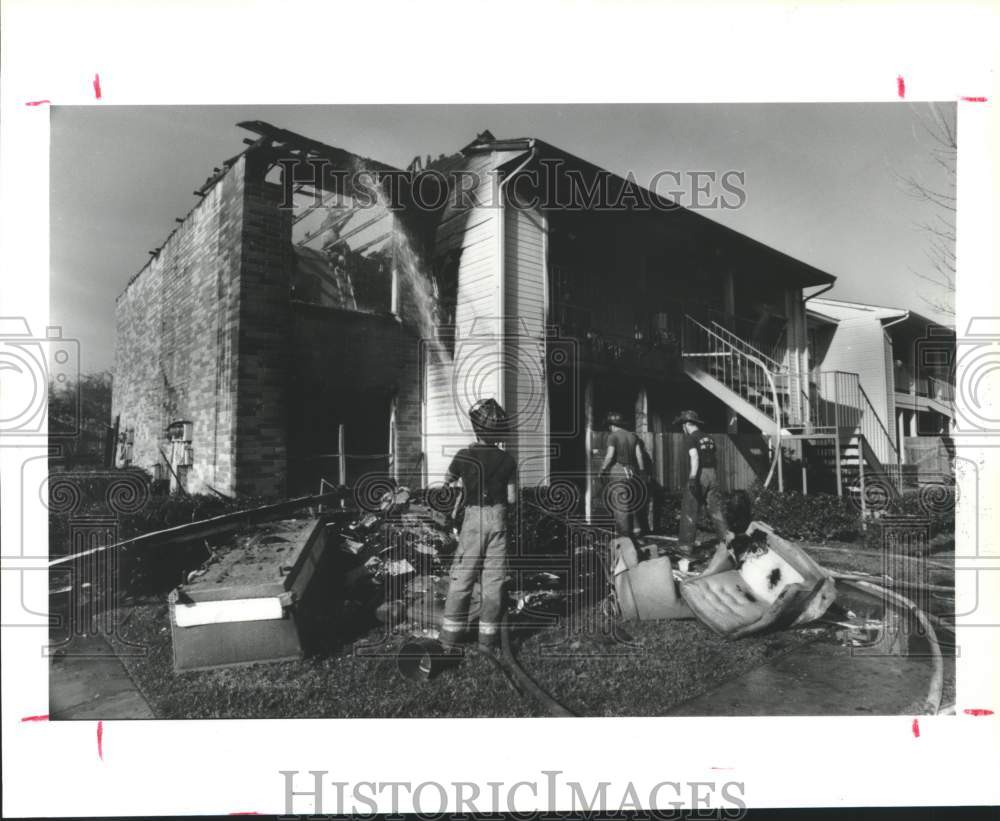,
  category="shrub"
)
[862,484,956,553]
[750,487,864,542]
[894,485,955,537]
[645,483,862,543]
[48,468,269,597]
[516,478,954,551]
